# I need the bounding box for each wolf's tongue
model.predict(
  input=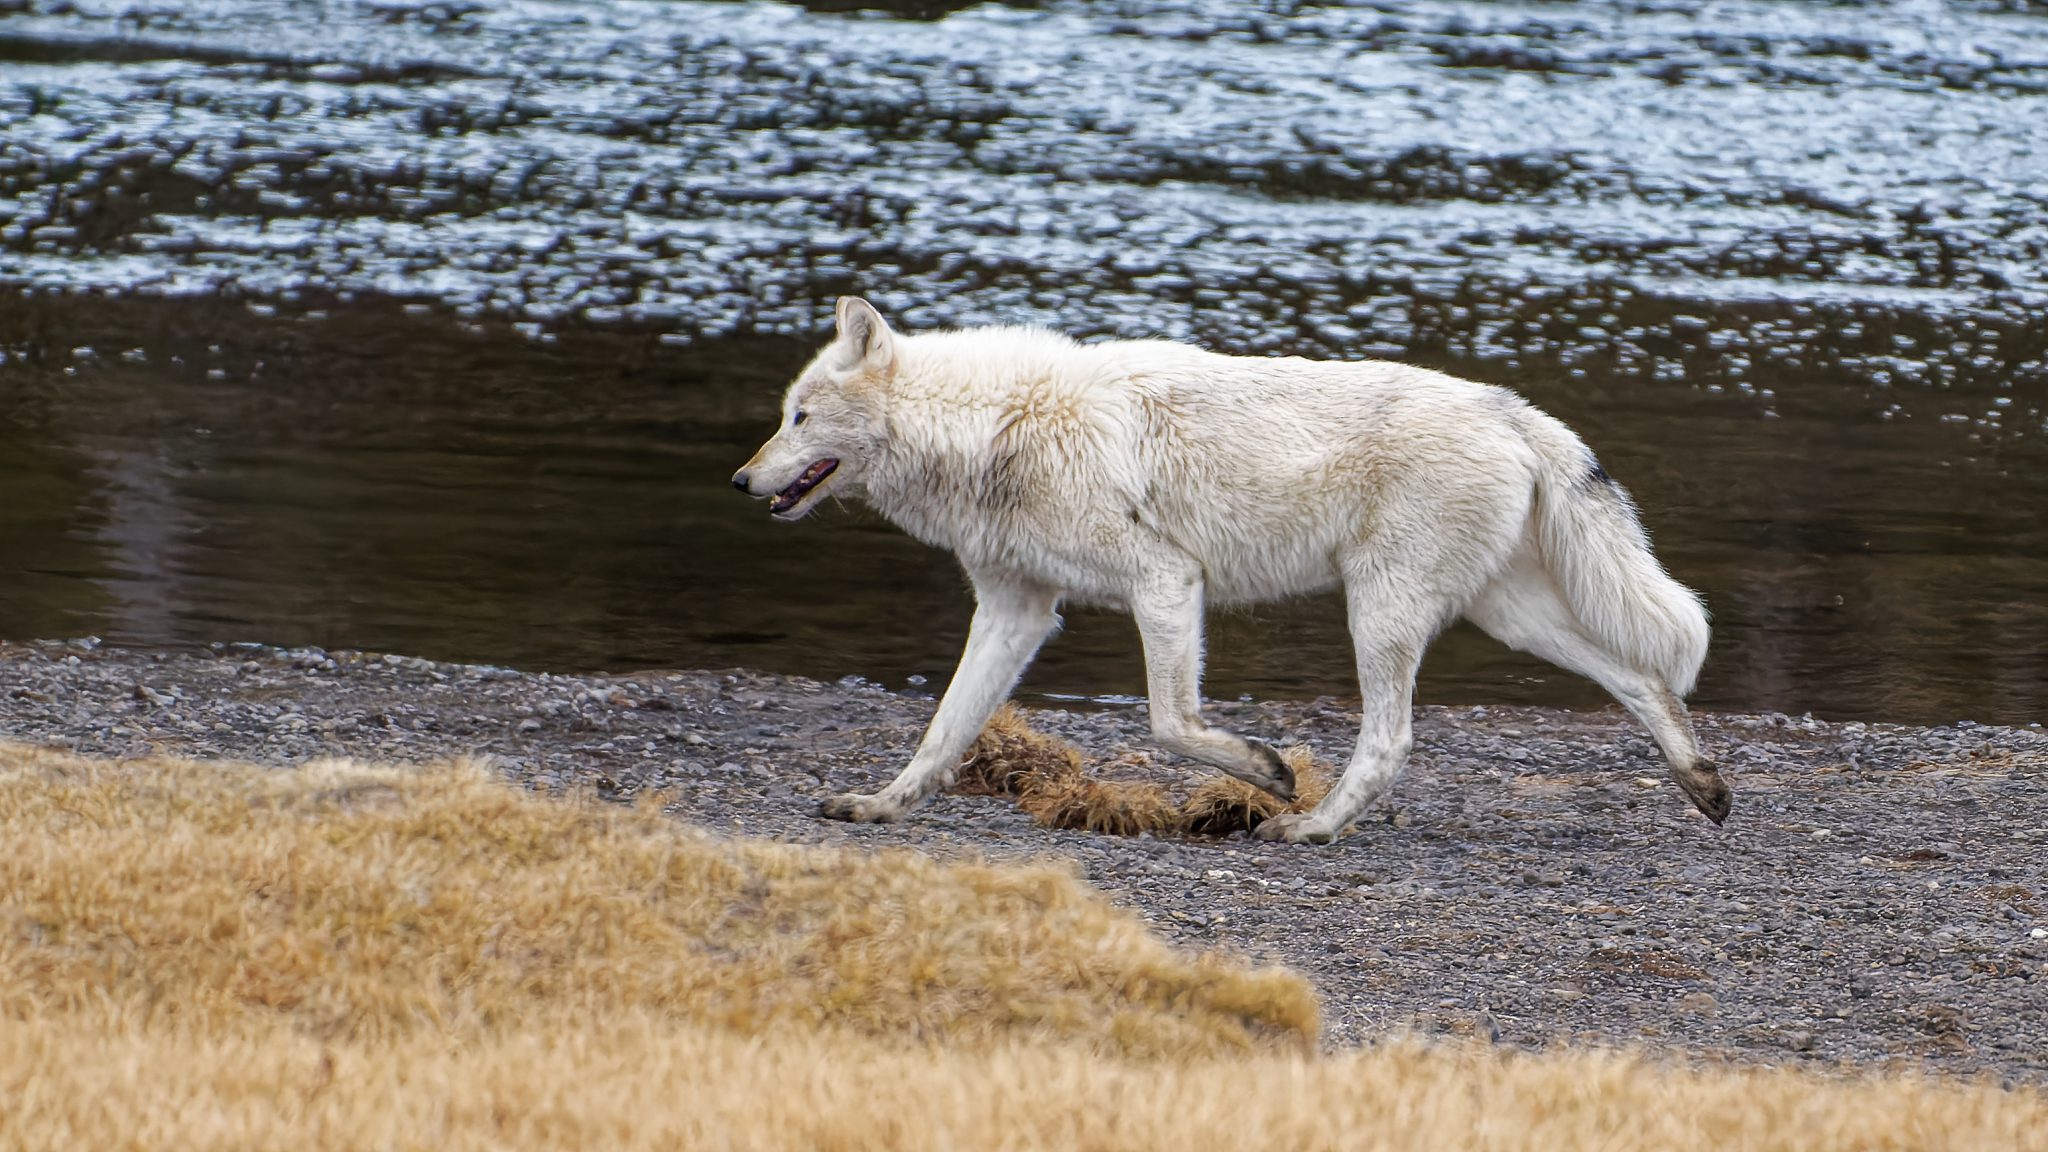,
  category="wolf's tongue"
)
[771,458,838,513]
